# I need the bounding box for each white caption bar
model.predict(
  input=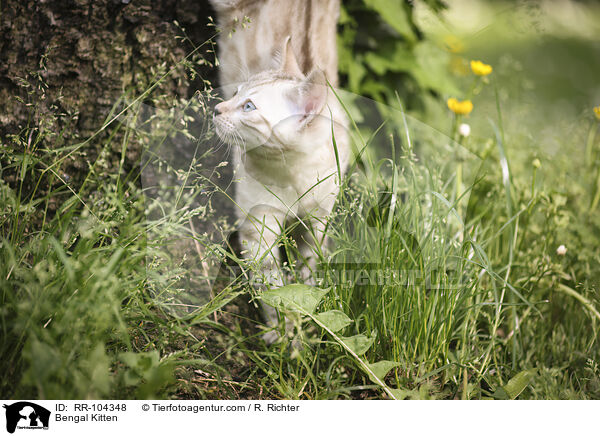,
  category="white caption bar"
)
[0,400,594,435]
